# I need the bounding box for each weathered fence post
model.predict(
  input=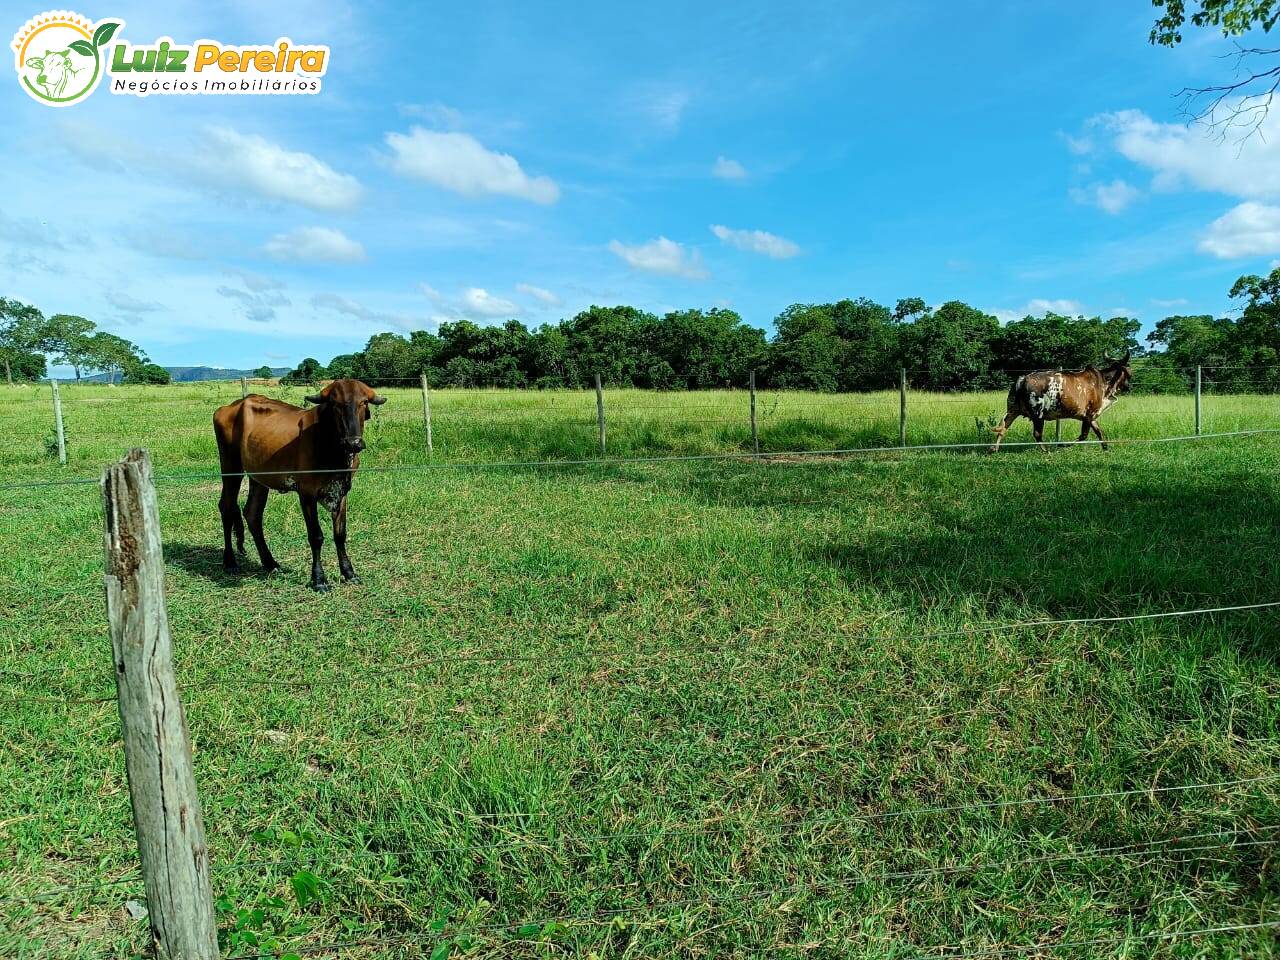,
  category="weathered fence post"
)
[898,368,907,447]
[102,450,219,960]
[420,372,434,456]
[749,370,760,456]
[594,373,607,456]
[1055,420,1061,444]
[240,376,248,399]
[1195,365,1202,436]
[4,357,12,384]
[51,378,67,465]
